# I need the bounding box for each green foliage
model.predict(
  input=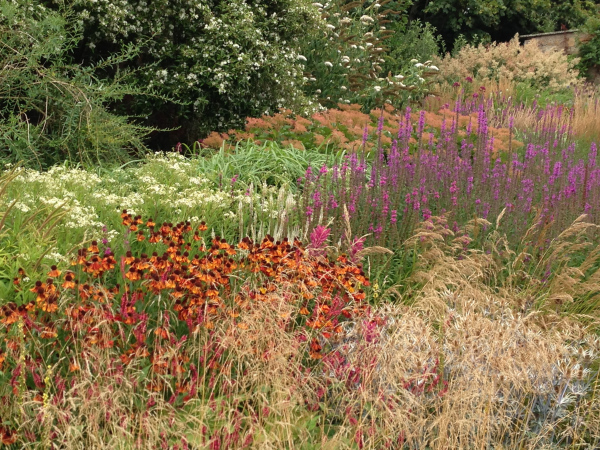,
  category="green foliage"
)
[512,82,576,107]
[382,20,444,74]
[192,140,341,192]
[577,15,600,78]
[409,0,599,48]
[298,0,438,111]
[50,0,324,148]
[0,0,155,168]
